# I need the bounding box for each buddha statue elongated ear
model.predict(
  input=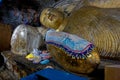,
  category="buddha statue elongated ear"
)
[40,8,65,30]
